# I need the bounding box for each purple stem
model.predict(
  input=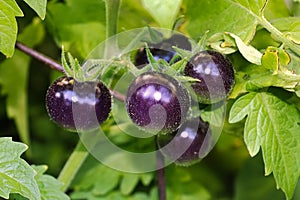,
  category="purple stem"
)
[156,136,166,200]
[15,41,126,102]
